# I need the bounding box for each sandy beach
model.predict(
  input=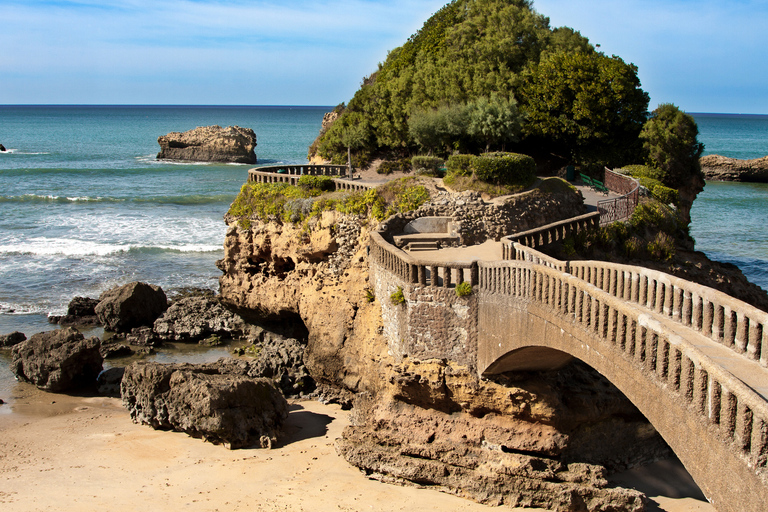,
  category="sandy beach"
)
[0,381,714,512]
